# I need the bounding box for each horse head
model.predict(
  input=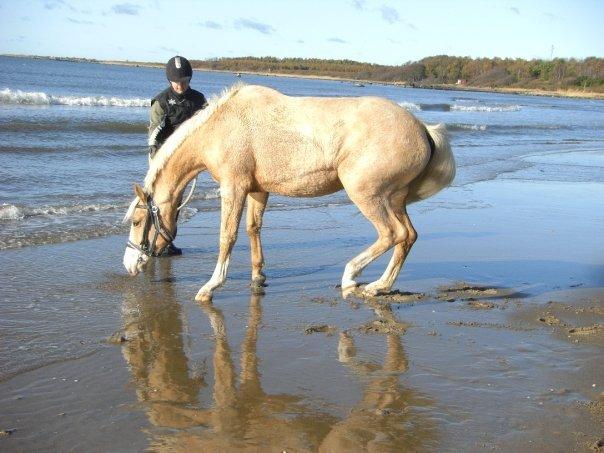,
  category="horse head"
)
[123,183,177,276]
